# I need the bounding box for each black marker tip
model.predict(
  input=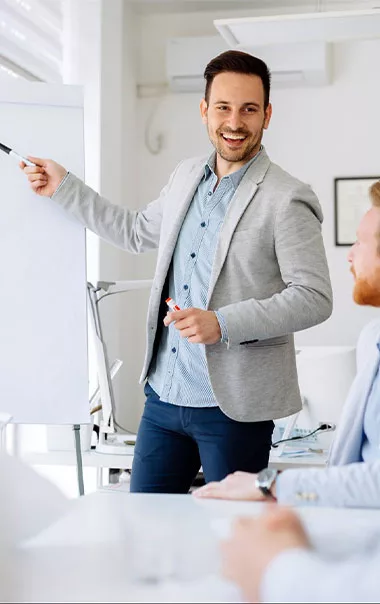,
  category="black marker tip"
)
[0,142,11,154]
